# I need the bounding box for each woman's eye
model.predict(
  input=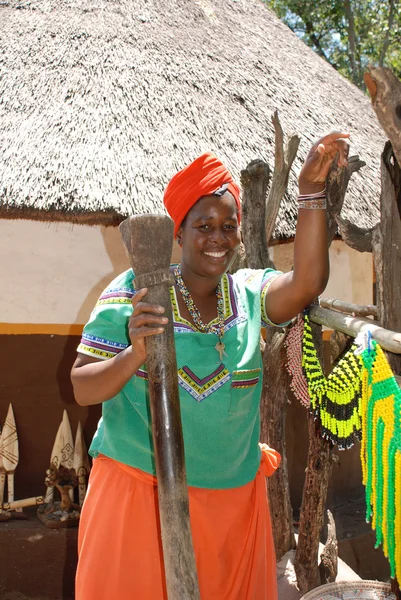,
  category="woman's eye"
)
[198,224,210,230]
